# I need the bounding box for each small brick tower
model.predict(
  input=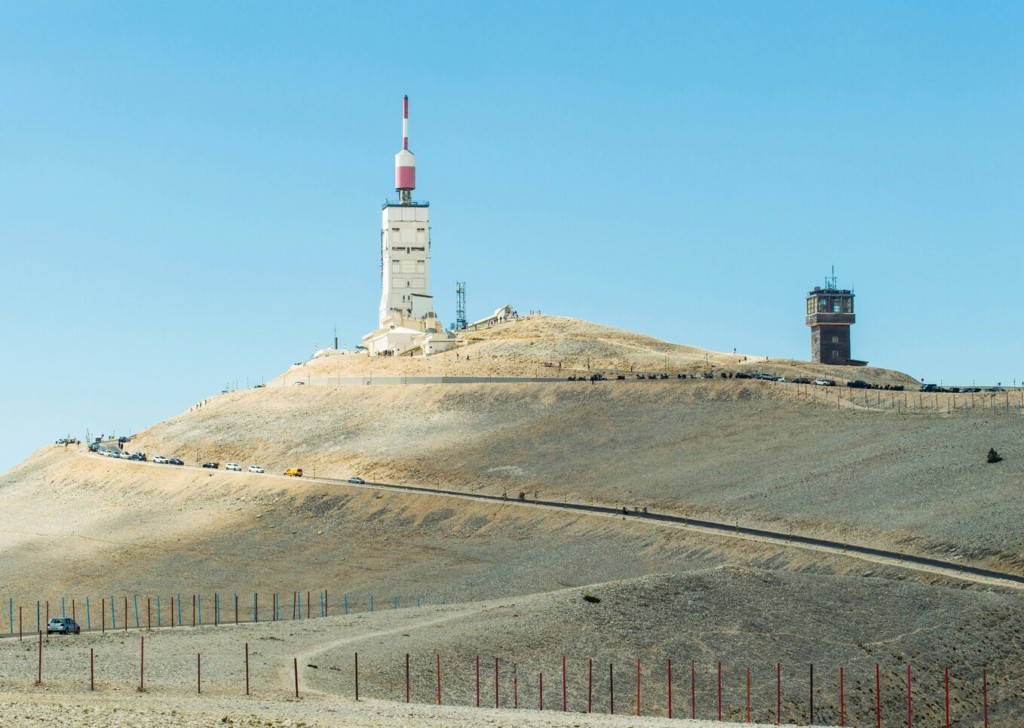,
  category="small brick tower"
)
[806,271,862,365]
